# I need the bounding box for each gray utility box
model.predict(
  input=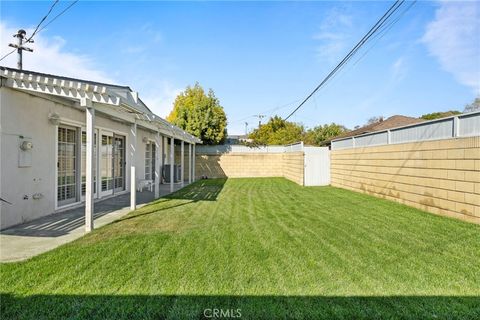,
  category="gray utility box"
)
[164,165,182,183]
